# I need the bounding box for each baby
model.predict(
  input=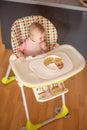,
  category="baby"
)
[17,22,48,61]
